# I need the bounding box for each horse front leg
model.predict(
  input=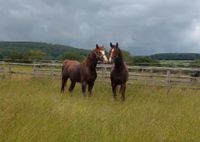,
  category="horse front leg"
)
[88,82,94,97]
[120,83,126,101]
[111,81,117,99]
[81,81,87,97]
